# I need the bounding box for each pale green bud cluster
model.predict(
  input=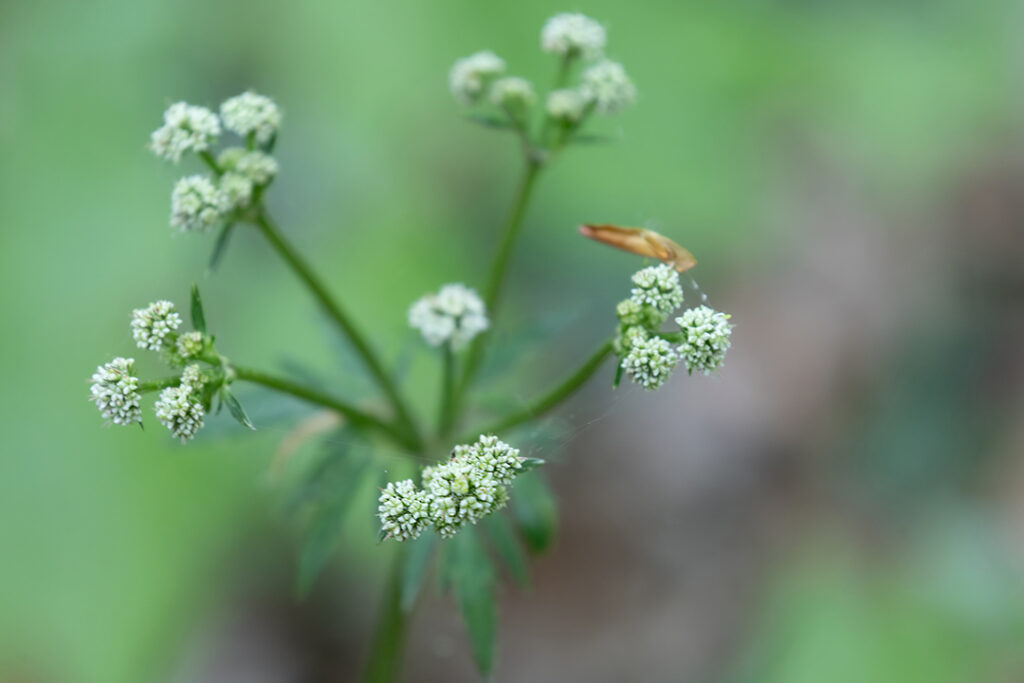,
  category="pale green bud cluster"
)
[490,77,536,123]
[408,283,489,350]
[449,51,506,105]
[378,435,530,541]
[676,305,733,375]
[546,88,587,123]
[630,263,684,317]
[149,93,281,232]
[175,330,206,361]
[581,60,636,114]
[89,357,143,425]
